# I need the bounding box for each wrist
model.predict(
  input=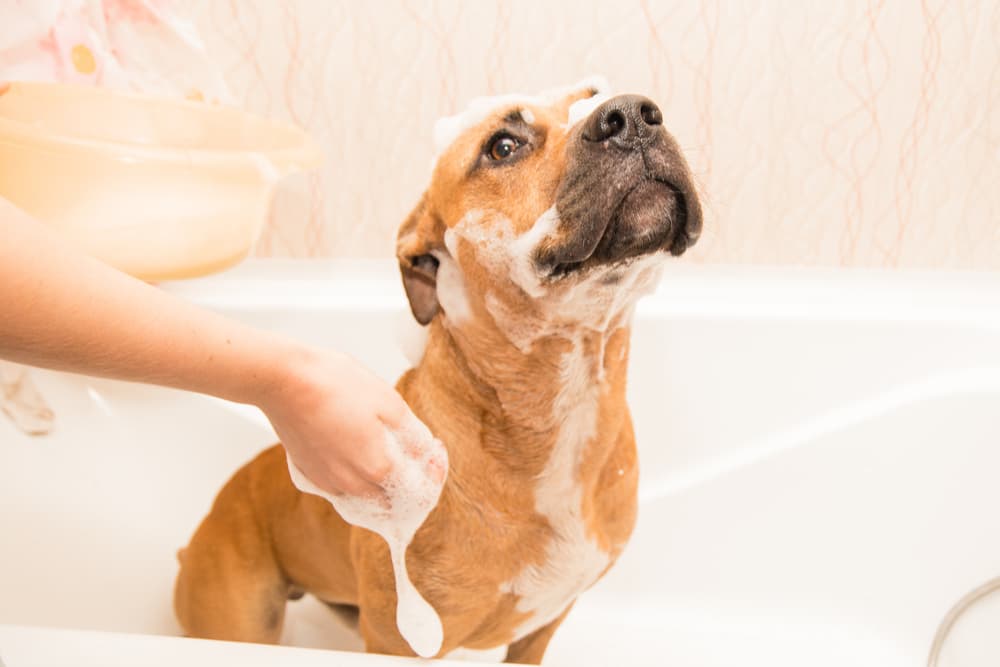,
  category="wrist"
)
[245,339,330,414]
